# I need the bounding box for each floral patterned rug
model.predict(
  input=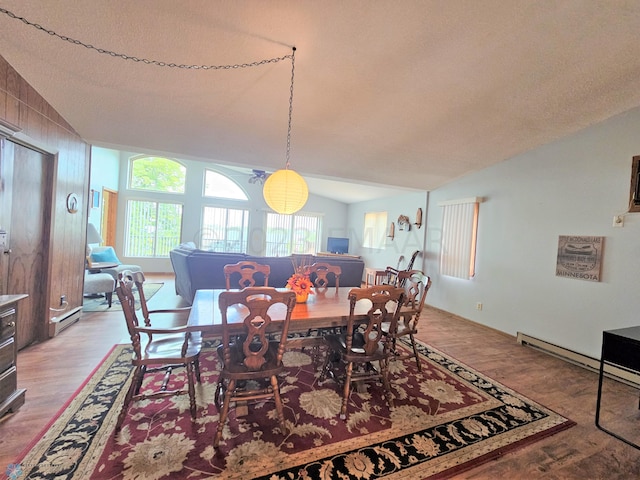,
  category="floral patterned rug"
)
[10,338,574,479]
